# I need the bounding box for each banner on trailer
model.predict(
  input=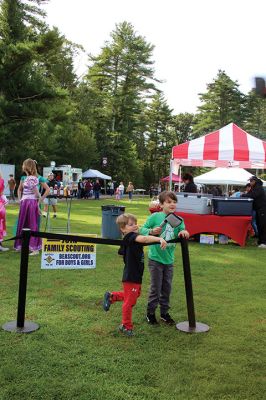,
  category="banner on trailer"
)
[41,234,97,269]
